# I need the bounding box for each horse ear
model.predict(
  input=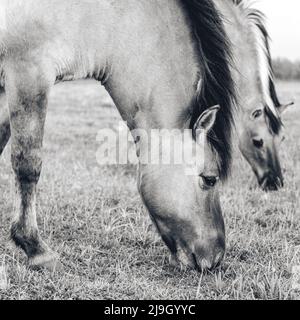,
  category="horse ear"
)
[194,105,220,133]
[277,101,294,115]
